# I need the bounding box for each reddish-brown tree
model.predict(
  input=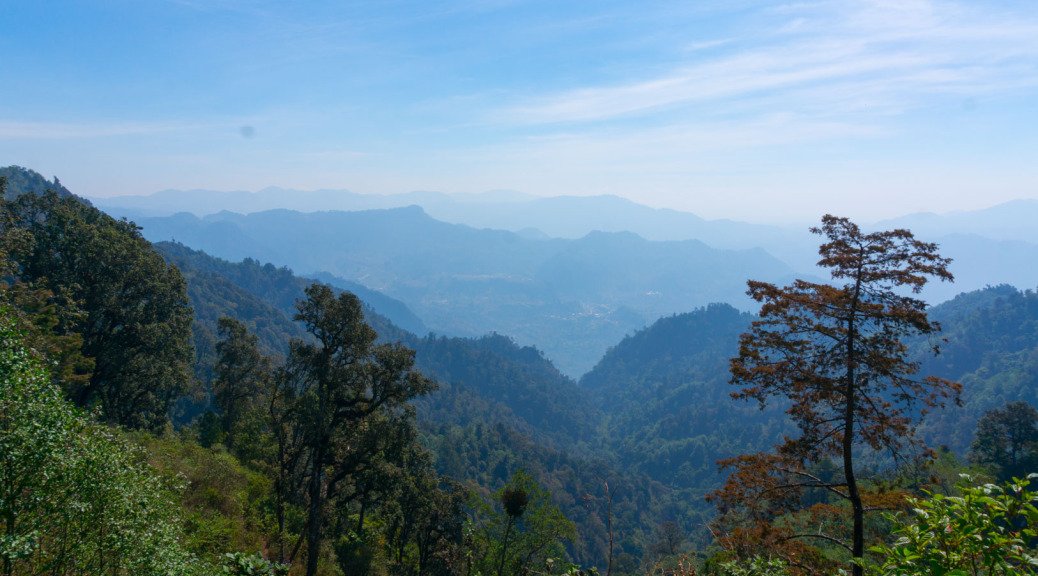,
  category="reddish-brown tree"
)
[708,215,960,576]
